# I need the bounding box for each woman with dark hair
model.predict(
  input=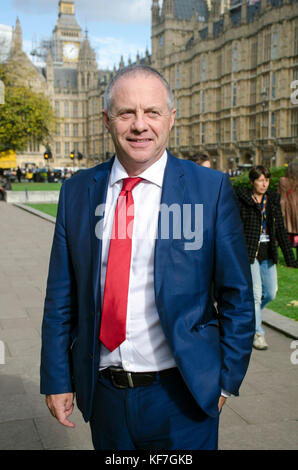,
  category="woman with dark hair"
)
[236,165,297,350]
[193,153,211,168]
[278,160,298,261]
